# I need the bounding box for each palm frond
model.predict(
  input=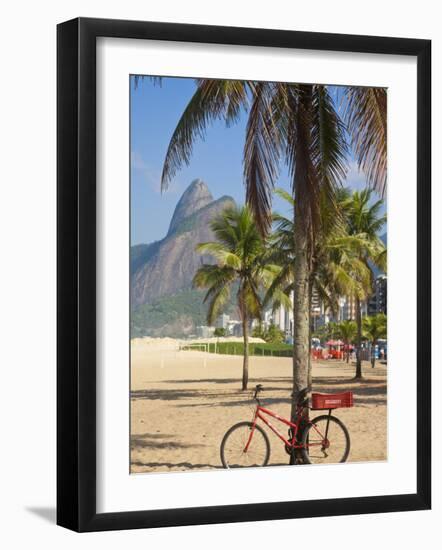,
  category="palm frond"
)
[161,80,249,189]
[362,313,387,341]
[287,84,318,228]
[344,87,387,196]
[311,85,348,190]
[192,264,236,291]
[274,187,294,206]
[243,82,283,235]
[206,284,231,325]
[133,75,162,89]
[195,242,241,269]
